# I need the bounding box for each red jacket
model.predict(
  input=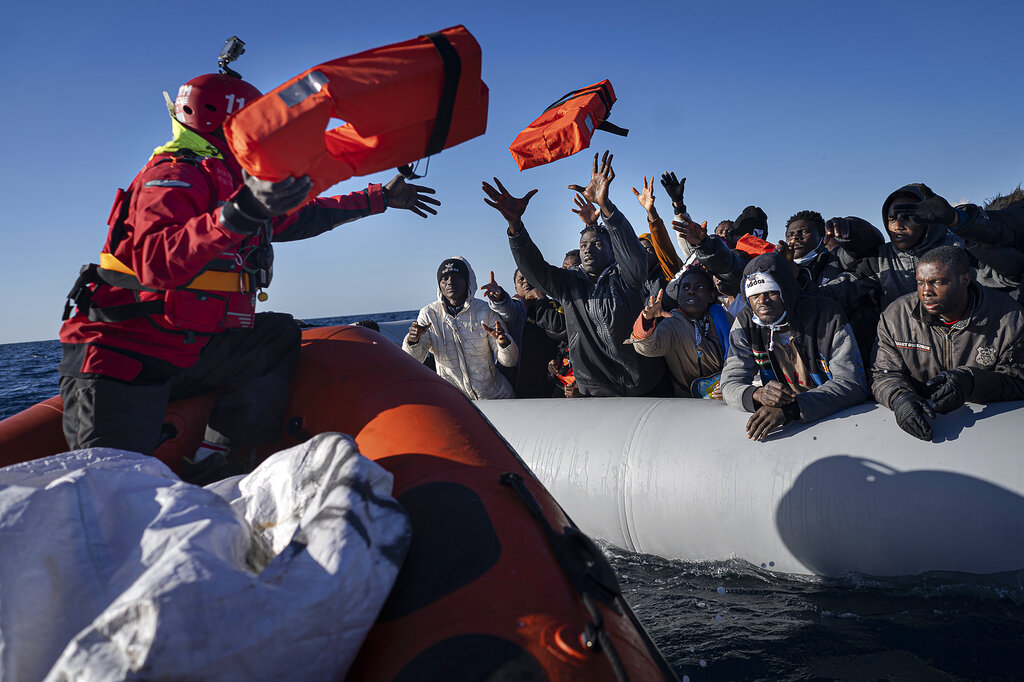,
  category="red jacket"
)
[61,133,385,378]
